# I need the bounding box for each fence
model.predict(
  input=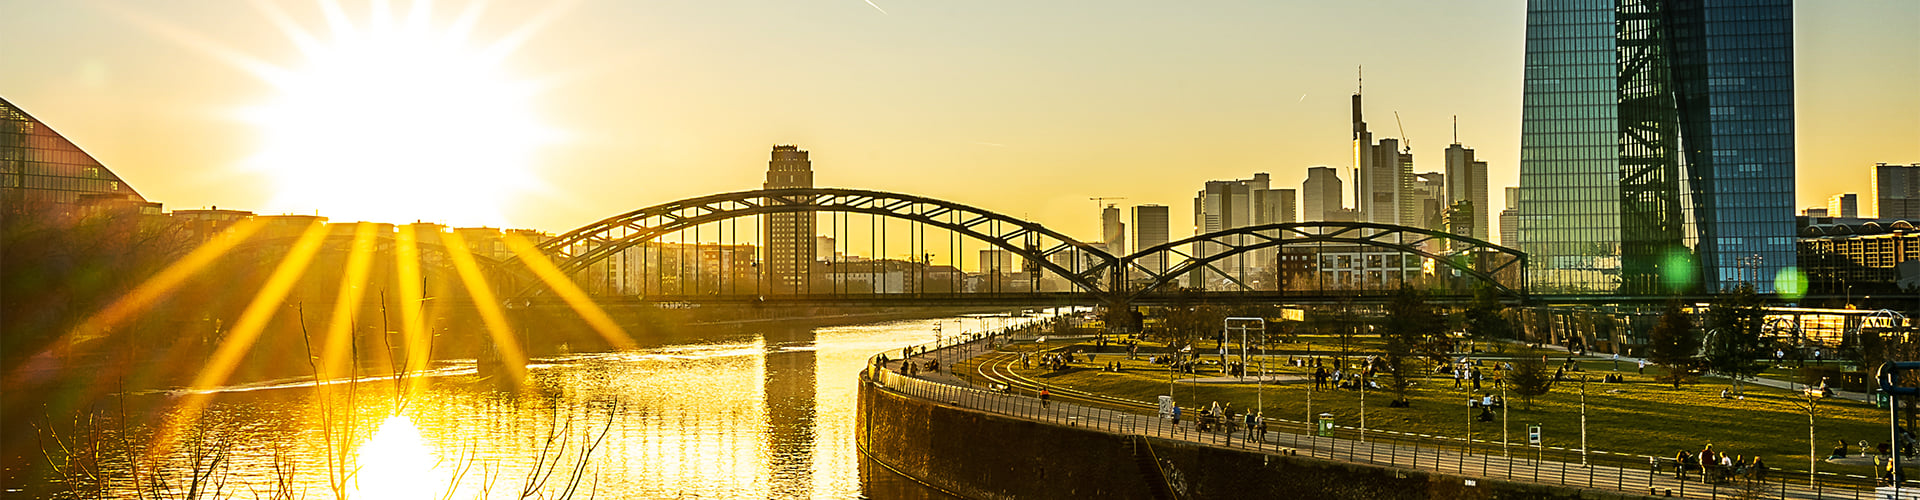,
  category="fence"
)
[868,333,1910,500]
